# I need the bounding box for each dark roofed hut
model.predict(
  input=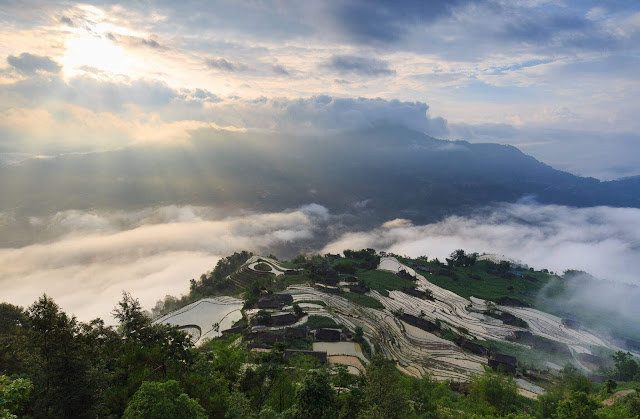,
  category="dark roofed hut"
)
[488,353,517,373]
[271,313,298,327]
[396,269,416,281]
[348,284,369,294]
[458,339,488,356]
[257,298,282,310]
[284,327,309,340]
[313,328,341,342]
[274,294,294,304]
[221,325,245,336]
[402,288,434,301]
[398,313,438,332]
